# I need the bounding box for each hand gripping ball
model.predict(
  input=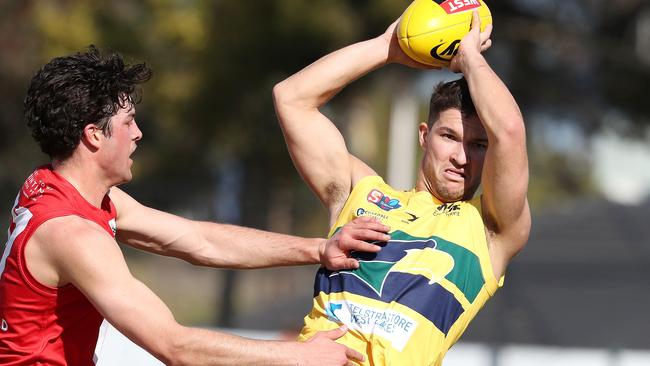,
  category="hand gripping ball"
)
[398,0,492,67]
